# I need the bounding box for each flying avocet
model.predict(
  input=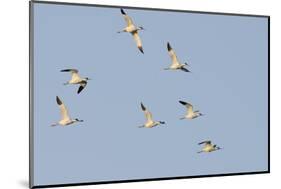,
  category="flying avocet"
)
[118,8,144,54]
[61,69,90,94]
[51,96,83,127]
[164,42,190,72]
[179,100,204,120]
[197,141,222,153]
[138,102,165,128]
